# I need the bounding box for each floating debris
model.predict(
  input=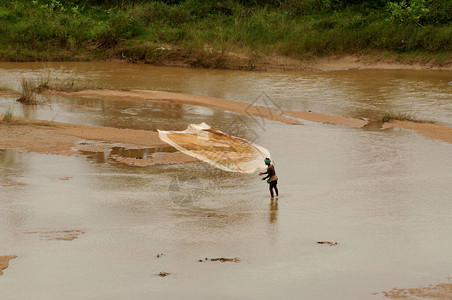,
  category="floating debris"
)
[58,176,72,181]
[317,241,338,246]
[156,253,164,258]
[158,272,170,277]
[200,257,241,263]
